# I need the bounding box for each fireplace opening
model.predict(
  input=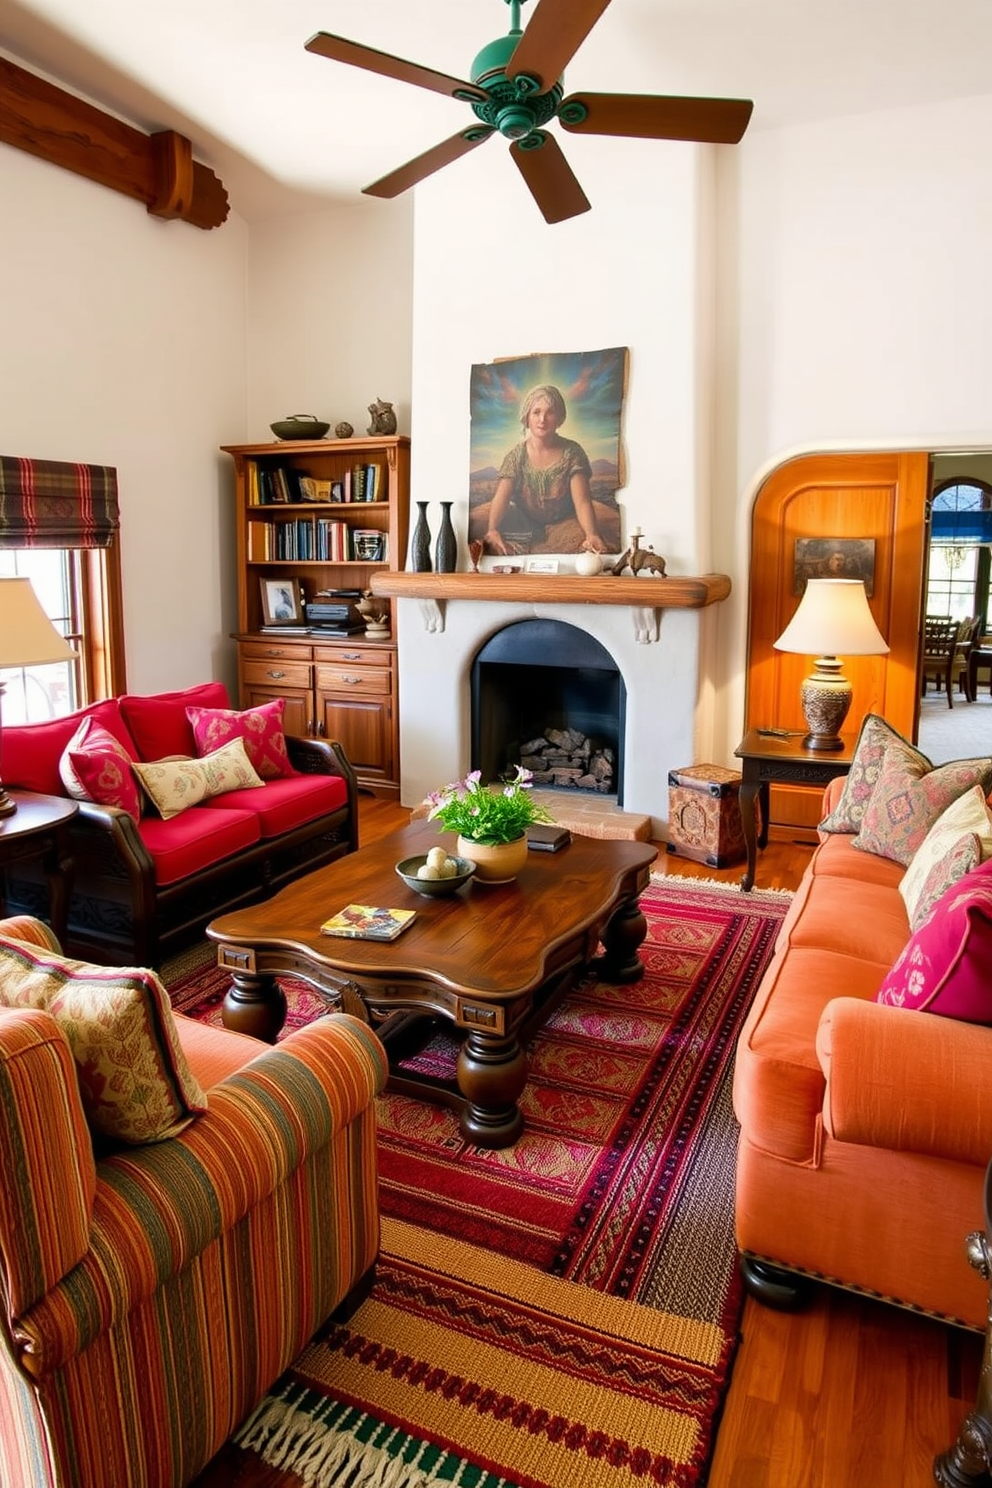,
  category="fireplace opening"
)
[471,619,625,803]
